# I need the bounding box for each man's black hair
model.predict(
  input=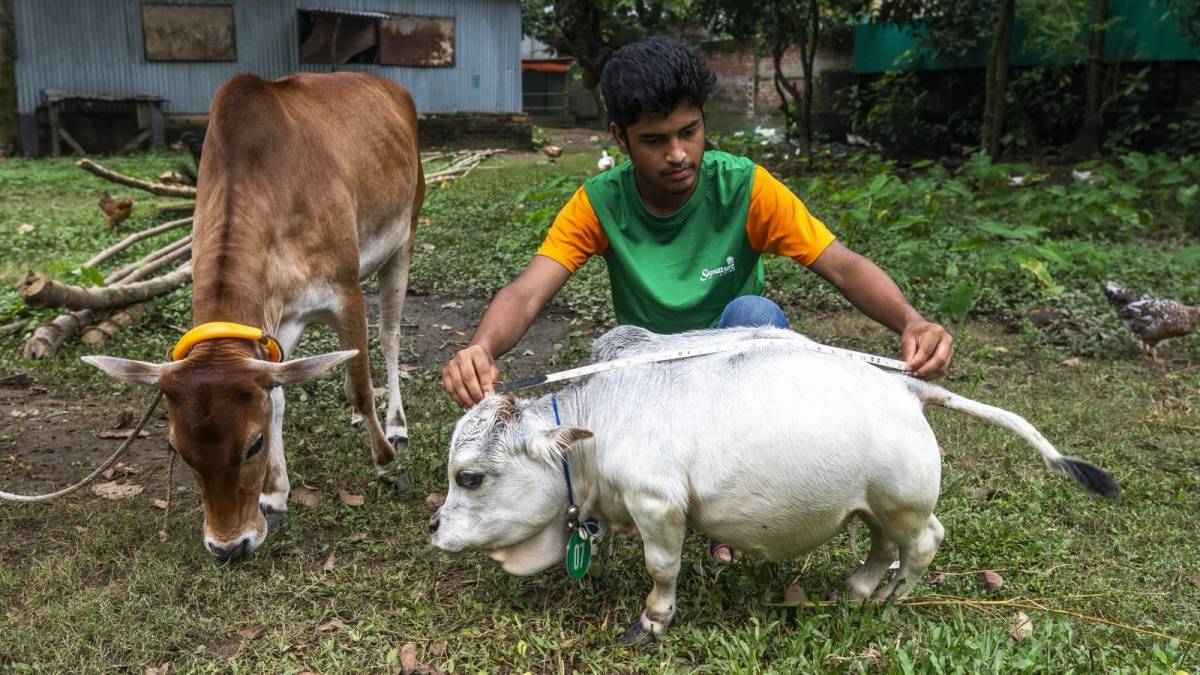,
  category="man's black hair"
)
[600,36,717,132]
